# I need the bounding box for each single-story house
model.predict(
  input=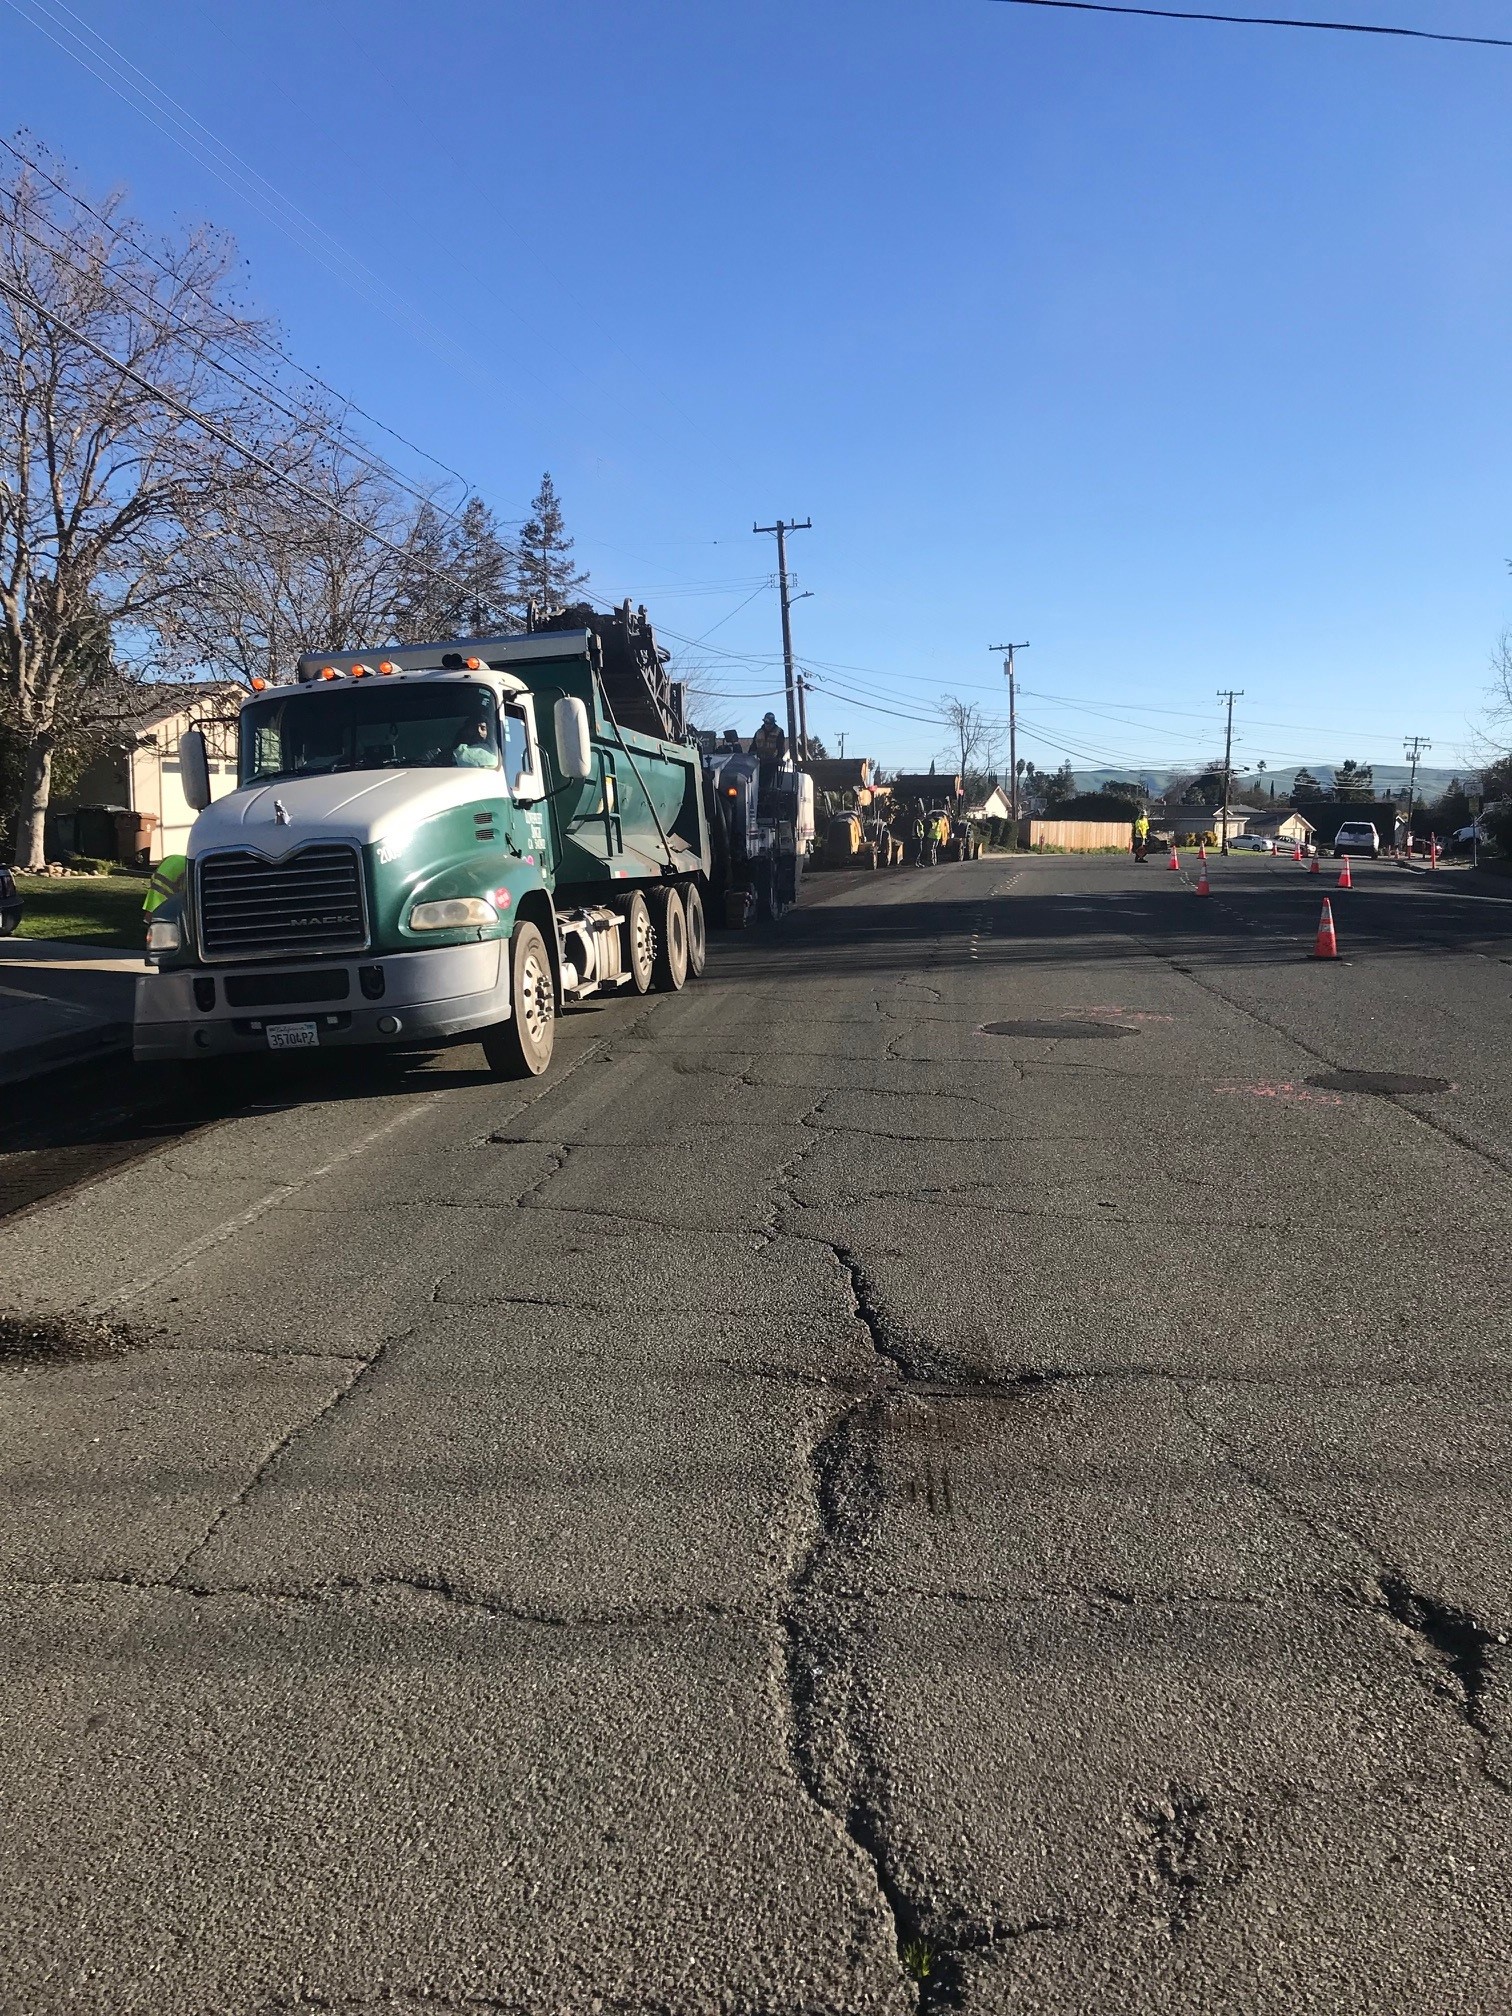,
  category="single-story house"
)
[970,784,1014,821]
[49,680,243,865]
[1166,806,1253,842]
[1244,807,1315,849]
